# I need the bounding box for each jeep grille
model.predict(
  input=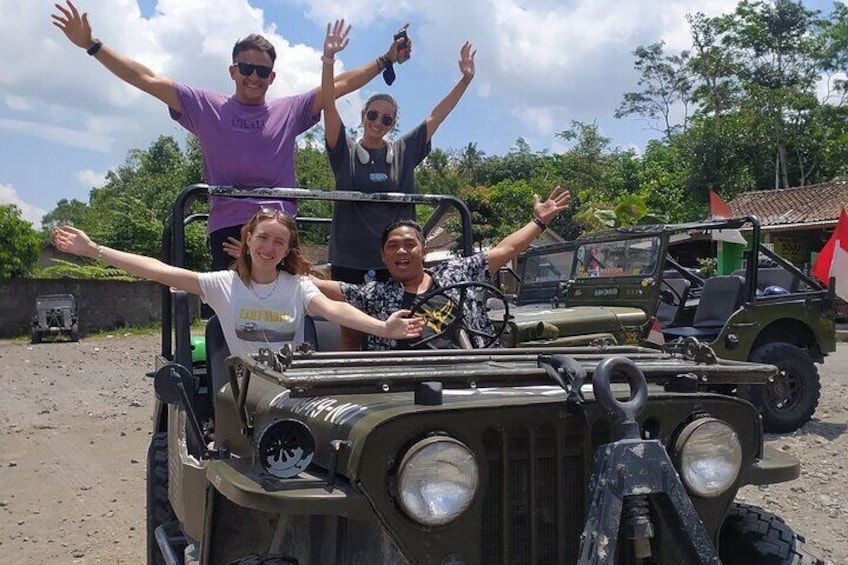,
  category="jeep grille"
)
[481,422,589,564]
